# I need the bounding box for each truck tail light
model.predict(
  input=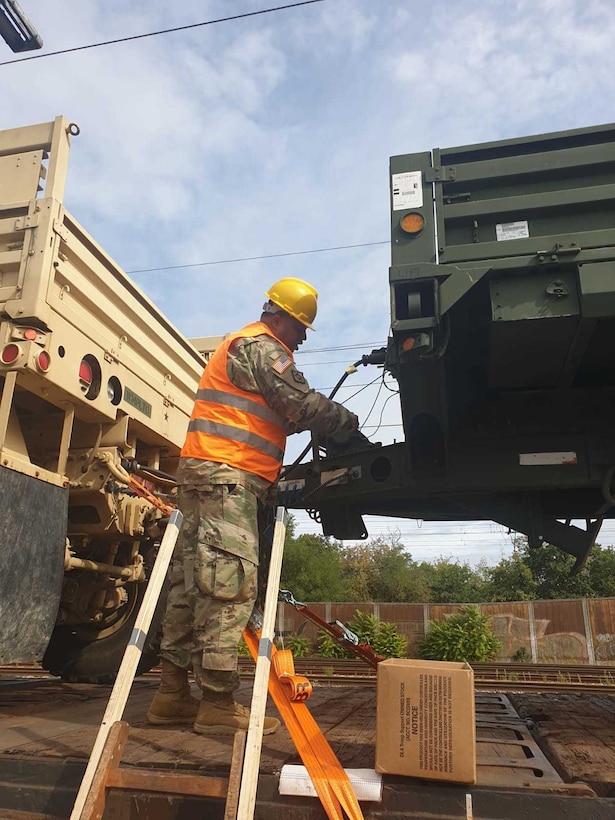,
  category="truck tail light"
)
[79,354,102,400]
[79,358,93,387]
[37,350,51,372]
[1,343,21,364]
